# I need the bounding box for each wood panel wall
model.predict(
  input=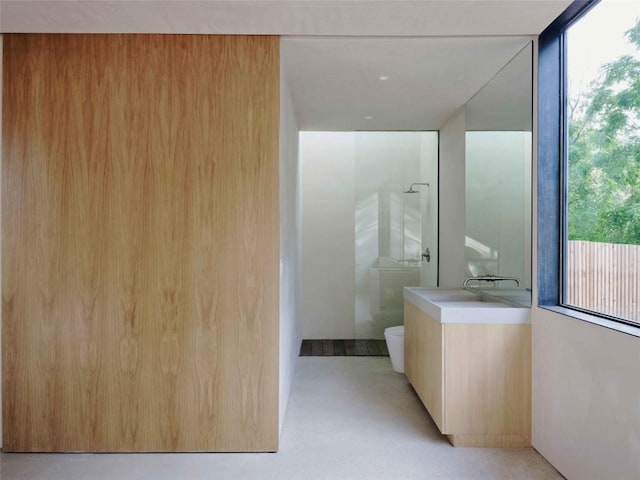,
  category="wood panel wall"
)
[2,34,280,452]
